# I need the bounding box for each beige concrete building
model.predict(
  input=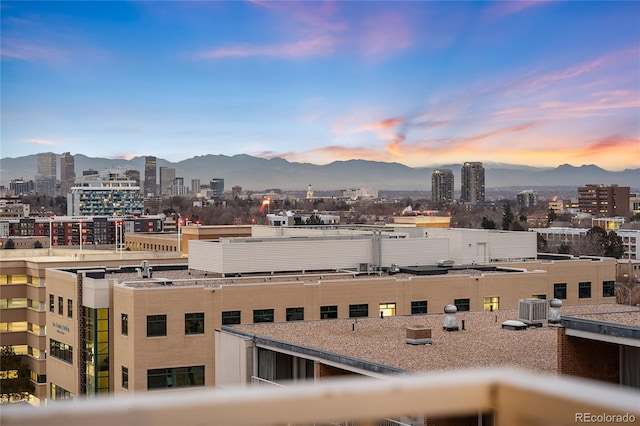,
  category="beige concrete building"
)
[125,224,251,255]
[0,226,623,406]
[38,253,618,400]
[0,250,186,404]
